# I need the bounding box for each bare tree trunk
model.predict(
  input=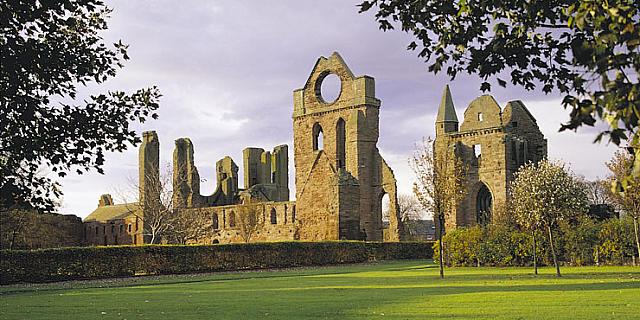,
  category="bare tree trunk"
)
[532,228,538,275]
[437,213,445,279]
[546,225,561,277]
[634,217,640,266]
[8,212,28,250]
